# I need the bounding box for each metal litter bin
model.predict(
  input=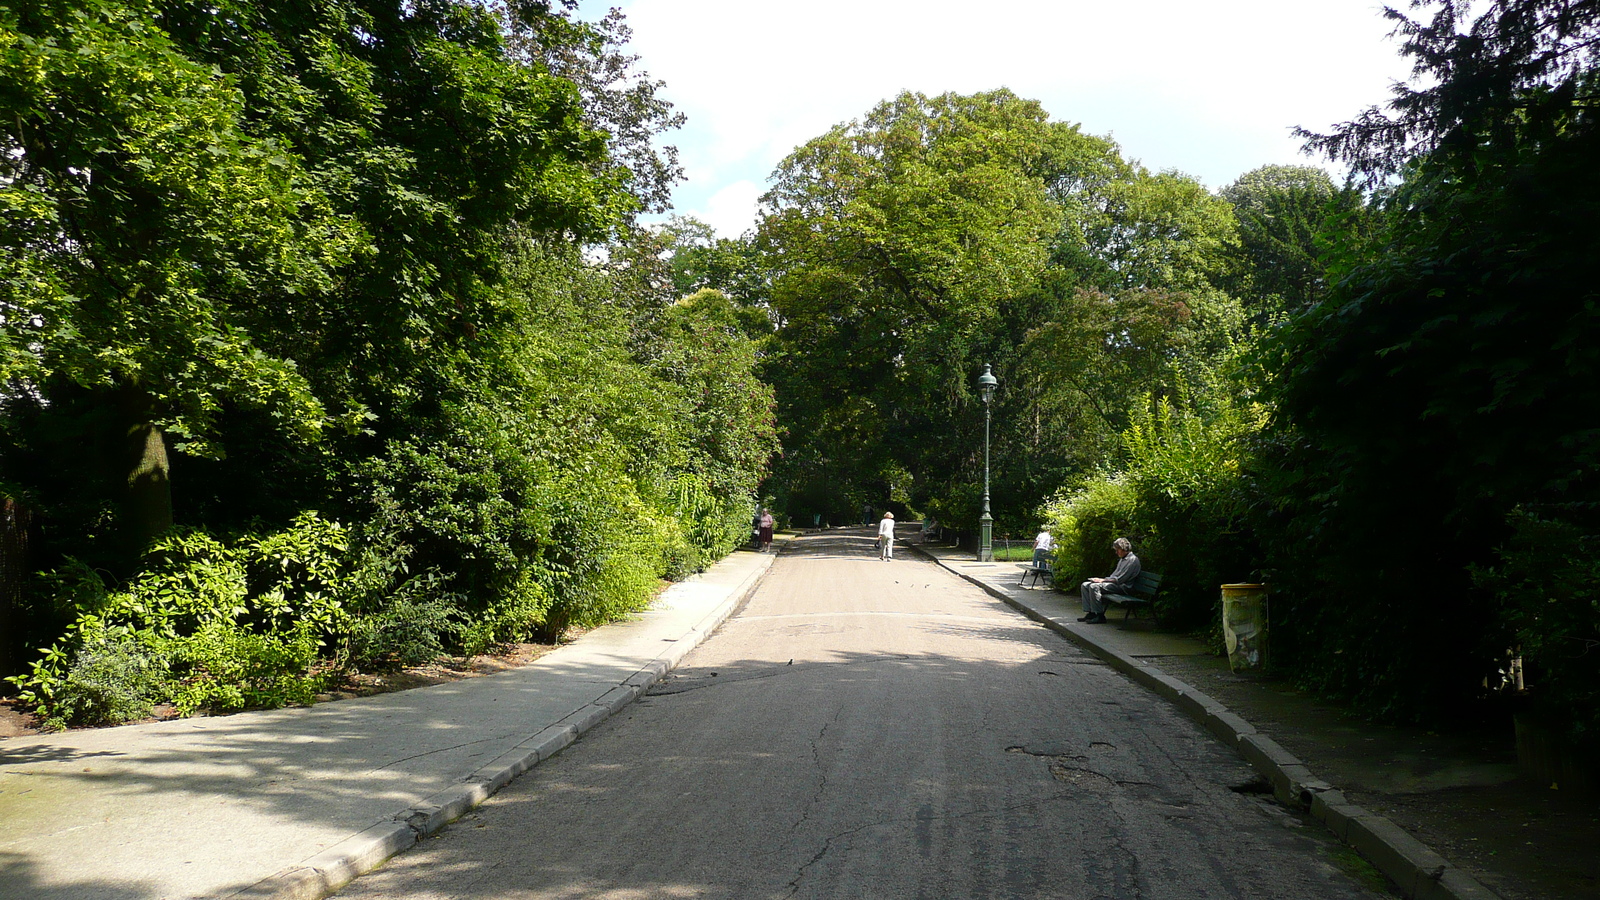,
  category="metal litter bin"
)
[1221,584,1268,672]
